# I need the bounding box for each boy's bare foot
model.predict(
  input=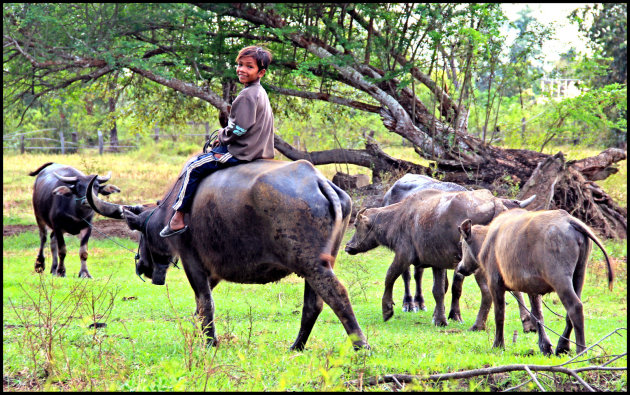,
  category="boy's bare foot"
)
[159,211,188,238]
[169,211,186,230]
